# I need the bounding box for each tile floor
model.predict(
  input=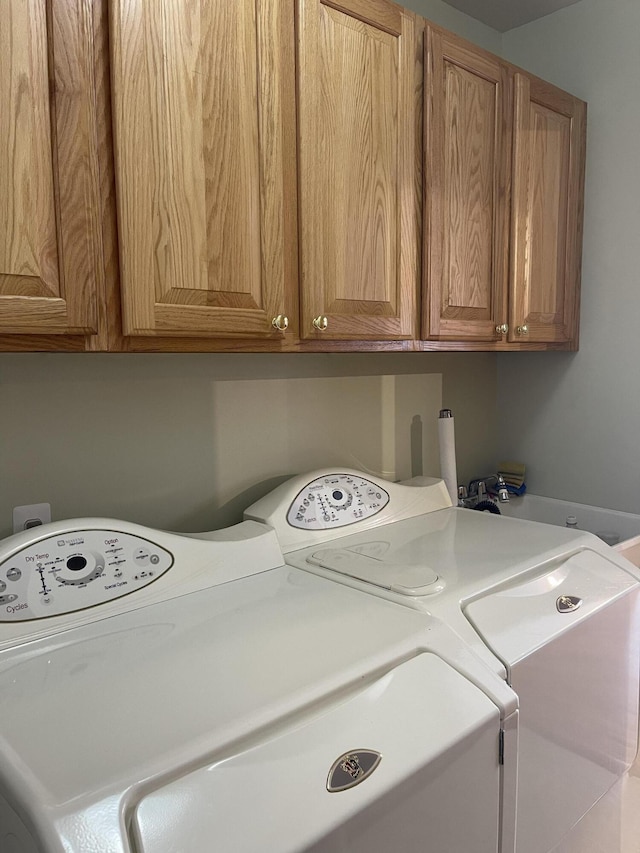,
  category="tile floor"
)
[552,753,640,852]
